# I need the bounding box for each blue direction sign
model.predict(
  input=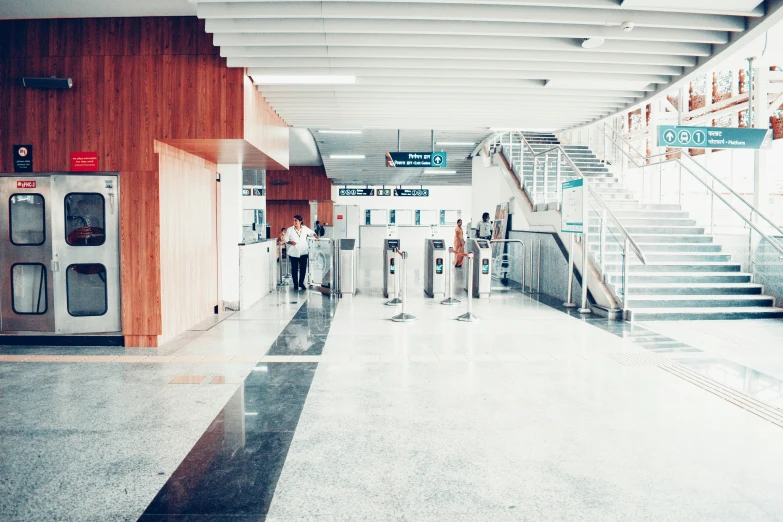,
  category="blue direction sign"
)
[659,125,770,149]
[338,188,374,196]
[386,151,447,168]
